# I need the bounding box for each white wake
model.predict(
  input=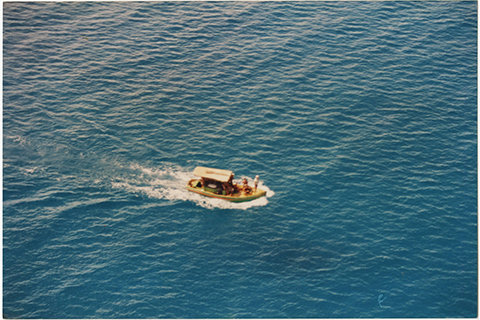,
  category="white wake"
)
[112,164,274,210]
